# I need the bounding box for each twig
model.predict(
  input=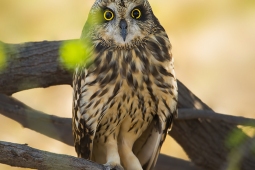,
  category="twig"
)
[178,109,255,127]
